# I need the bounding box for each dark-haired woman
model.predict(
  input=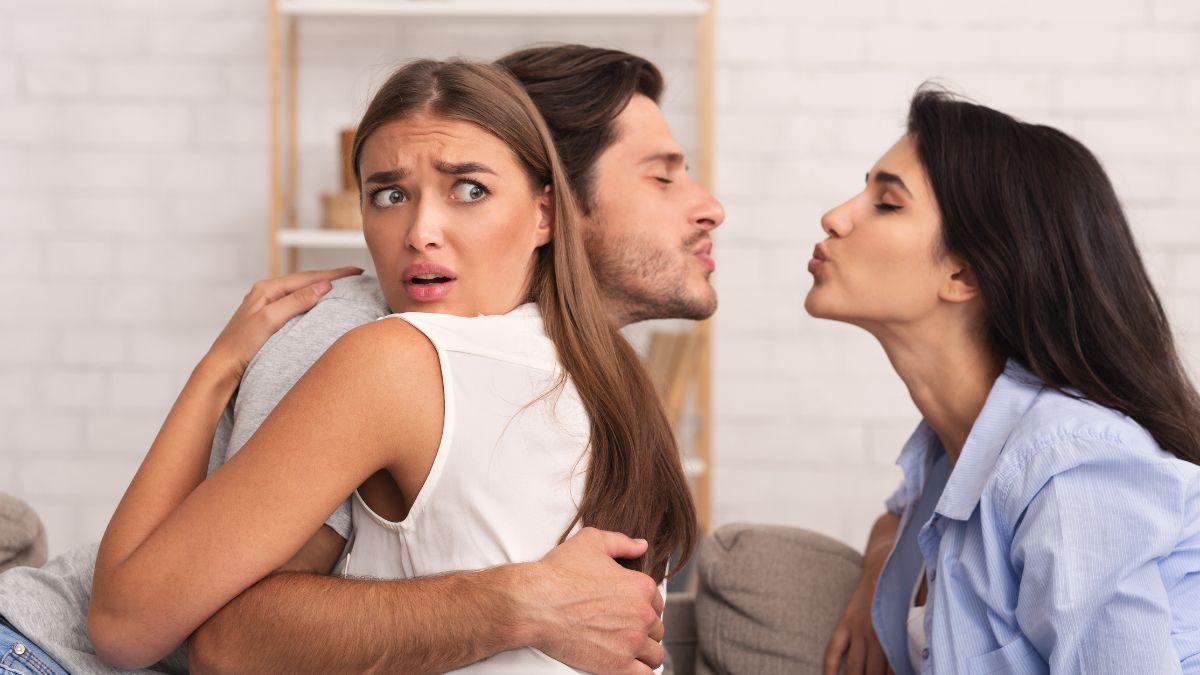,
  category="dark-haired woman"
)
[815,90,1200,675]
